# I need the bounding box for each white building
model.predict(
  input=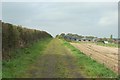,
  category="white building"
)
[103,41,109,44]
